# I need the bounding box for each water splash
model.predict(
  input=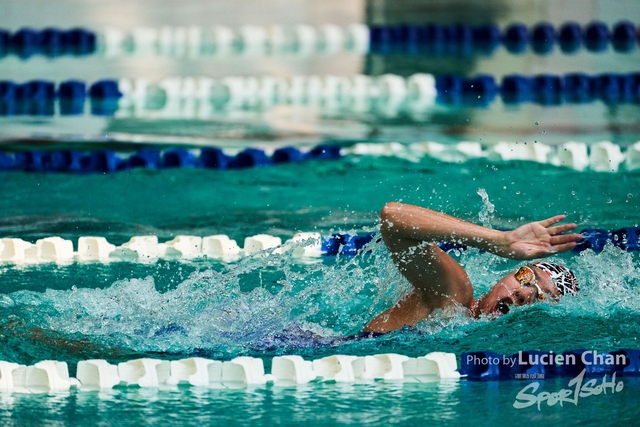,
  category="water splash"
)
[476,188,495,228]
[0,237,410,360]
[0,235,639,363]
